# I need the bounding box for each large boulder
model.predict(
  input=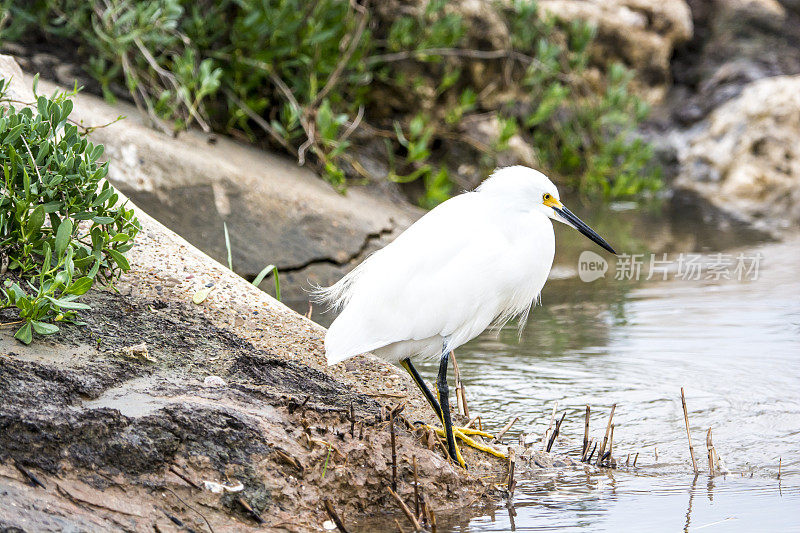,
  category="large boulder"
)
[27,73,420,305]
[538,0,693,102]
[669,0,800,125]
[675,75,800,232]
